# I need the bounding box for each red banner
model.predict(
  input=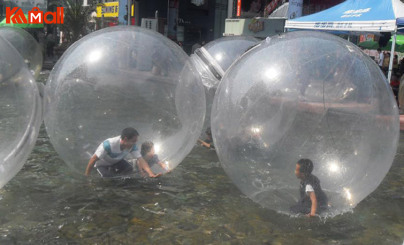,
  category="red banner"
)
[236,0,241,17]
[264,0,281,16]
